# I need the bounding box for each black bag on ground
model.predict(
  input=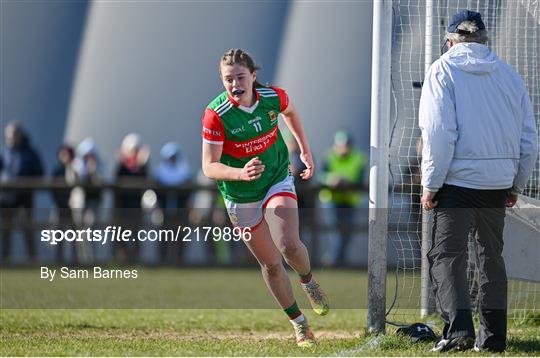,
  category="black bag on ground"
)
[396,323,438,343]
